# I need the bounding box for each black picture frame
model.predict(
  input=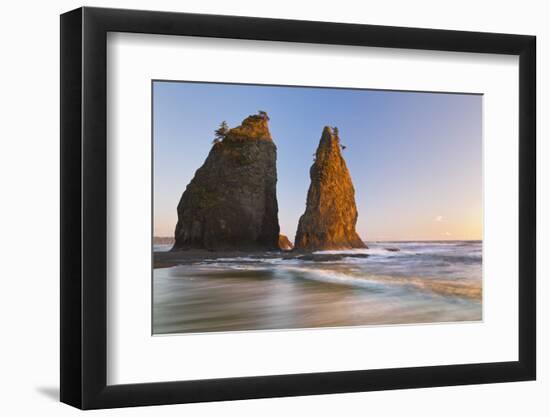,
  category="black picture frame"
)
[60,6,536,410]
